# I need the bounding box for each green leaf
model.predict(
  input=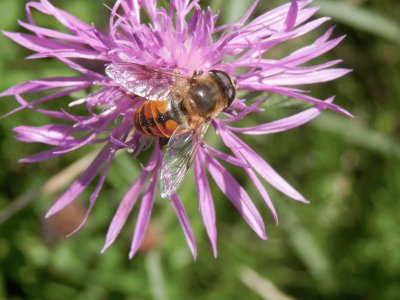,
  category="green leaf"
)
[312,113,400,159]
[314,0,400,44]
[0,0,20,30]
